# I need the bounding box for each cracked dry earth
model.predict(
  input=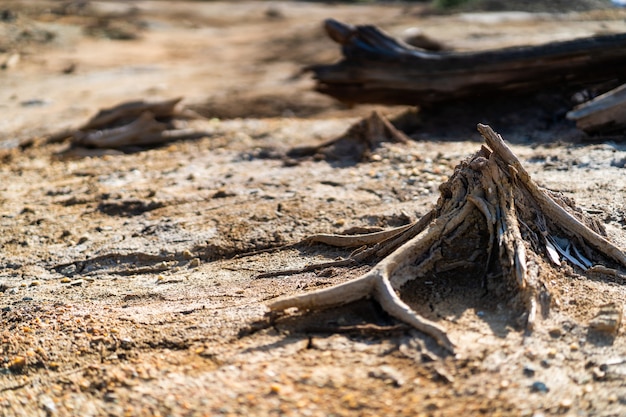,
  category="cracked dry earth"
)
[1,1,626,416]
